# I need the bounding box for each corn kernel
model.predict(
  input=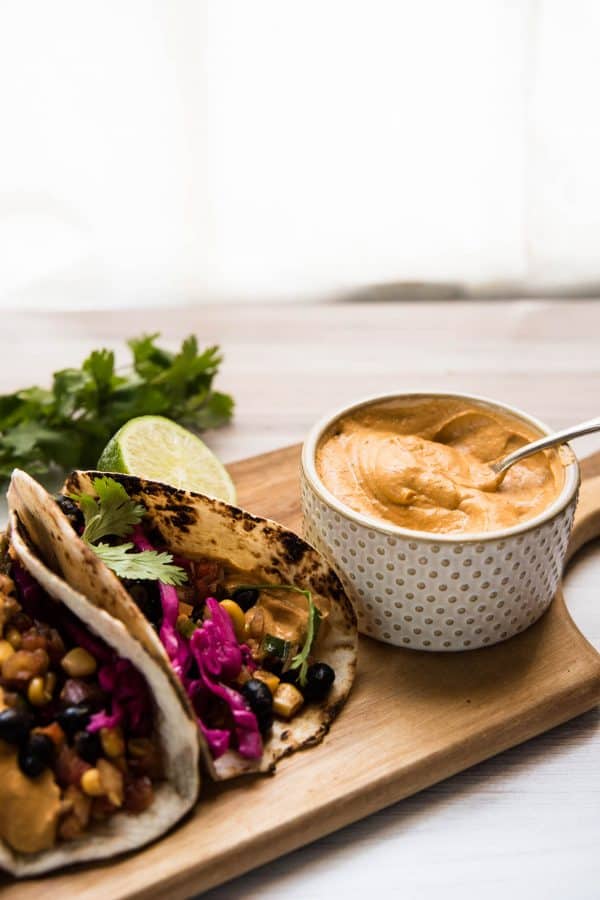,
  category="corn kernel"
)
[61,647,97,677]
[253,669,280,695]
[5,628,21,650]
[0,640,14,666]
[28,675,53,707]
[98,759,124,807]
[81,768,103,796]
[273,683,304,719]
[219,599,246,642]
[100,726,125,758]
